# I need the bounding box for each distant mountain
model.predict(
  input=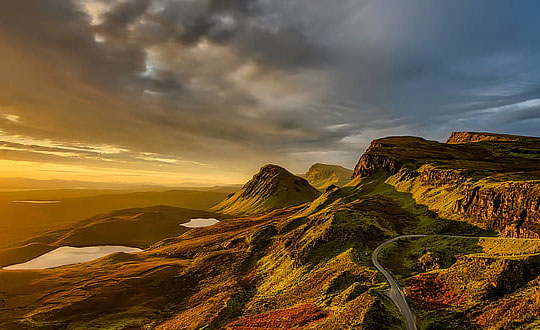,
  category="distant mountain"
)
[211,164,321,216]
[0,177,166,190]
[0,177,241,191]
[302,163,353,190]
